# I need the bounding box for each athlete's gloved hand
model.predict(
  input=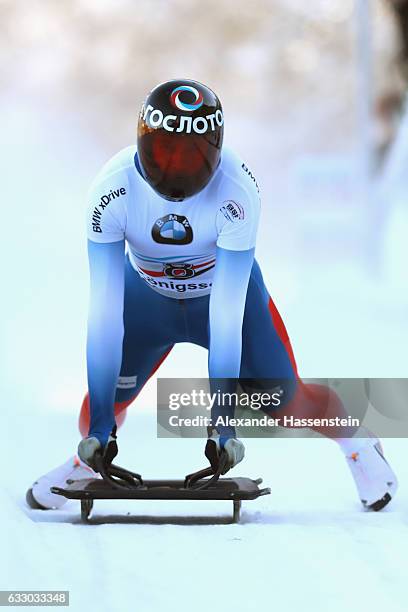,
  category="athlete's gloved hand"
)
[205,431,245,475]
[77,426,118,473]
